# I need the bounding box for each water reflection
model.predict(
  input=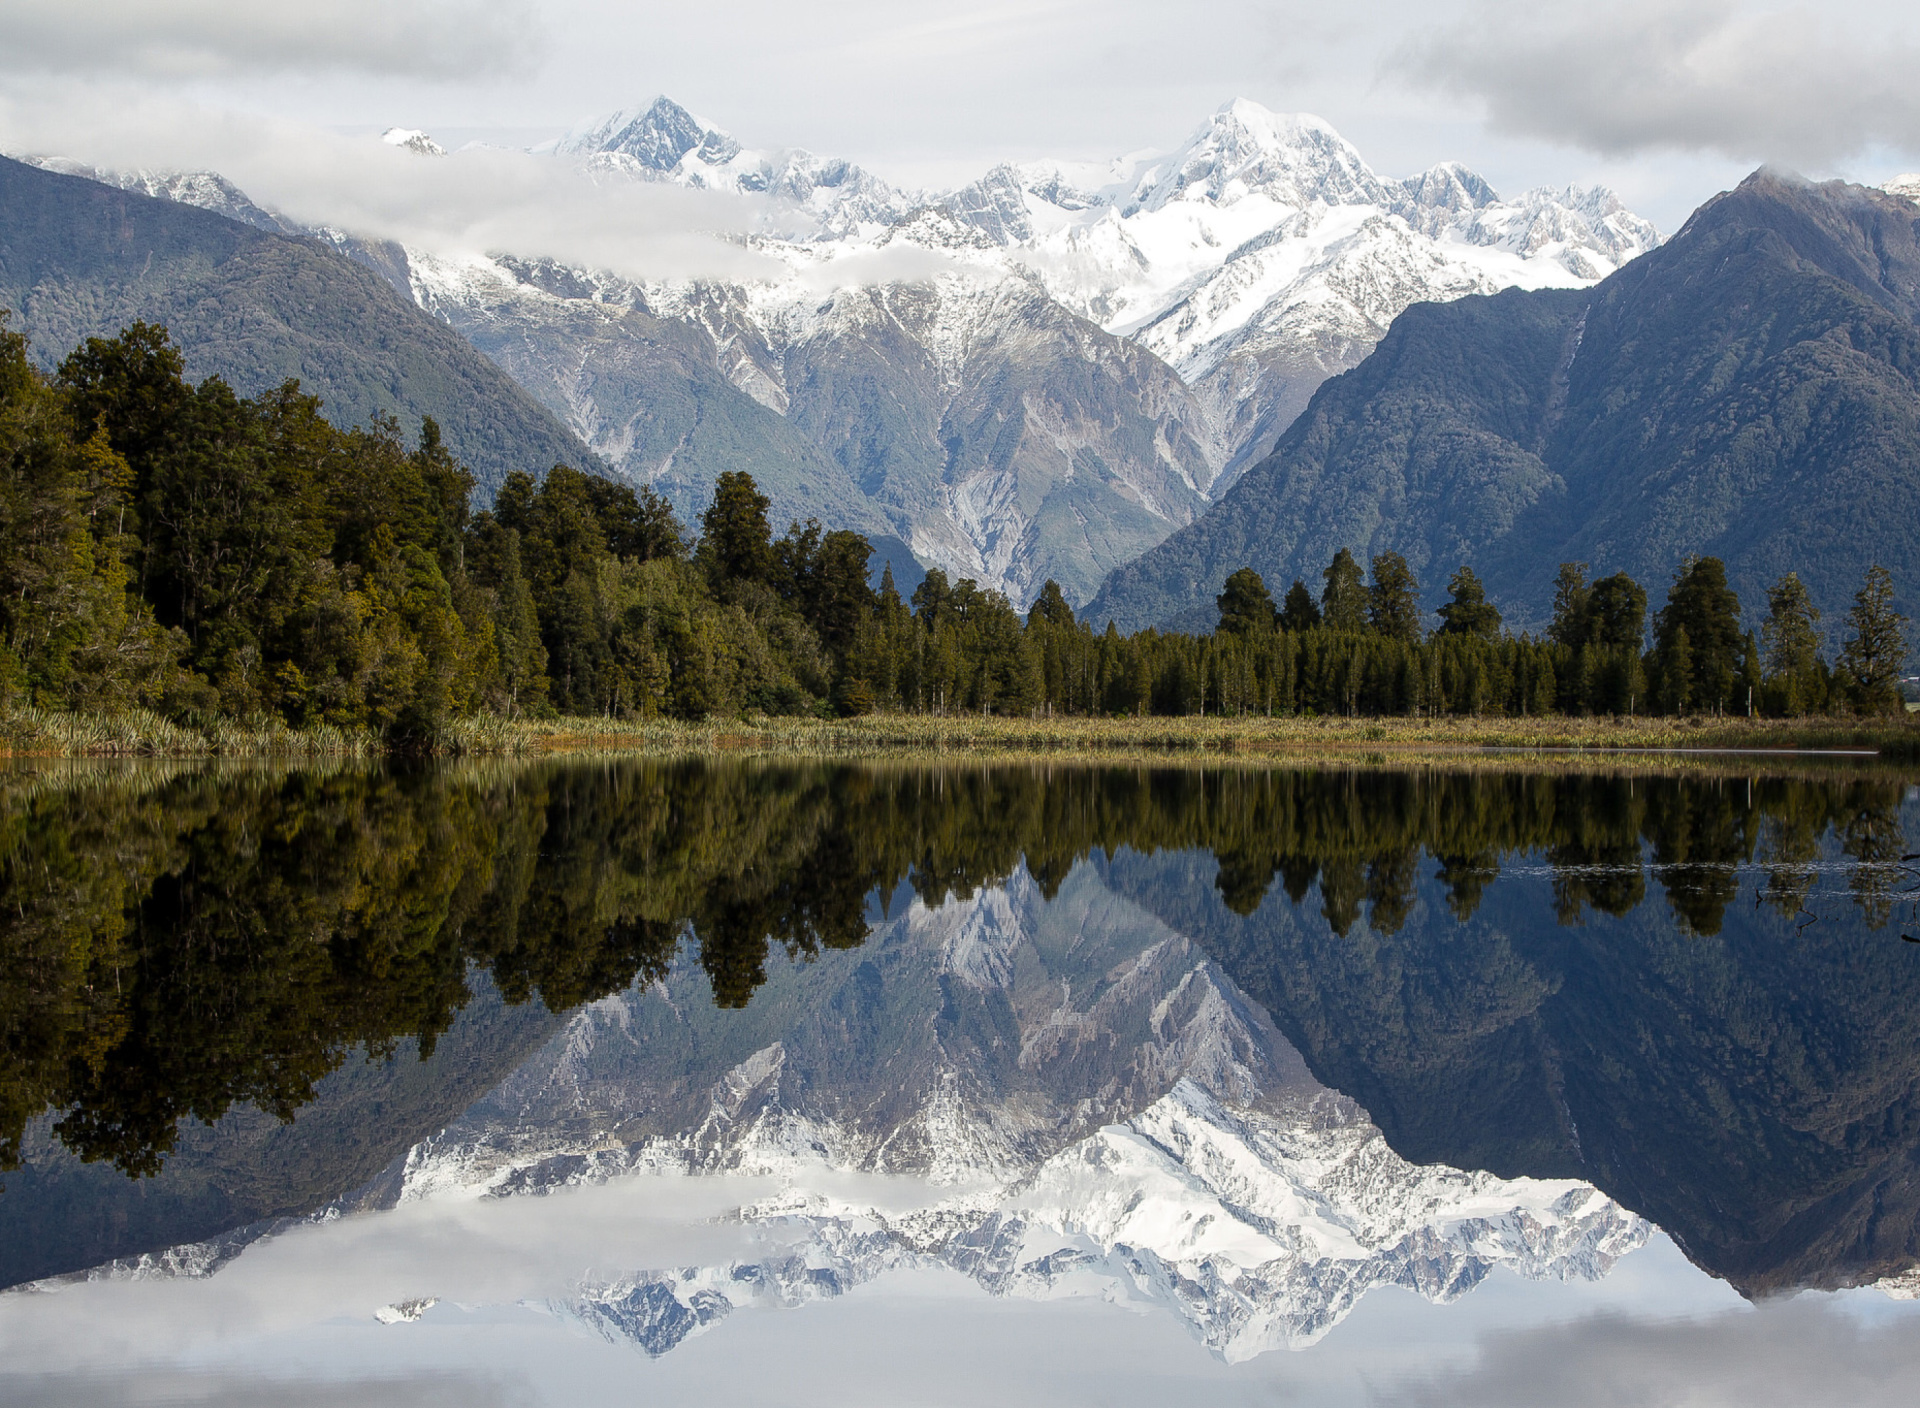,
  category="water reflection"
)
[1,757,1918,1383]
